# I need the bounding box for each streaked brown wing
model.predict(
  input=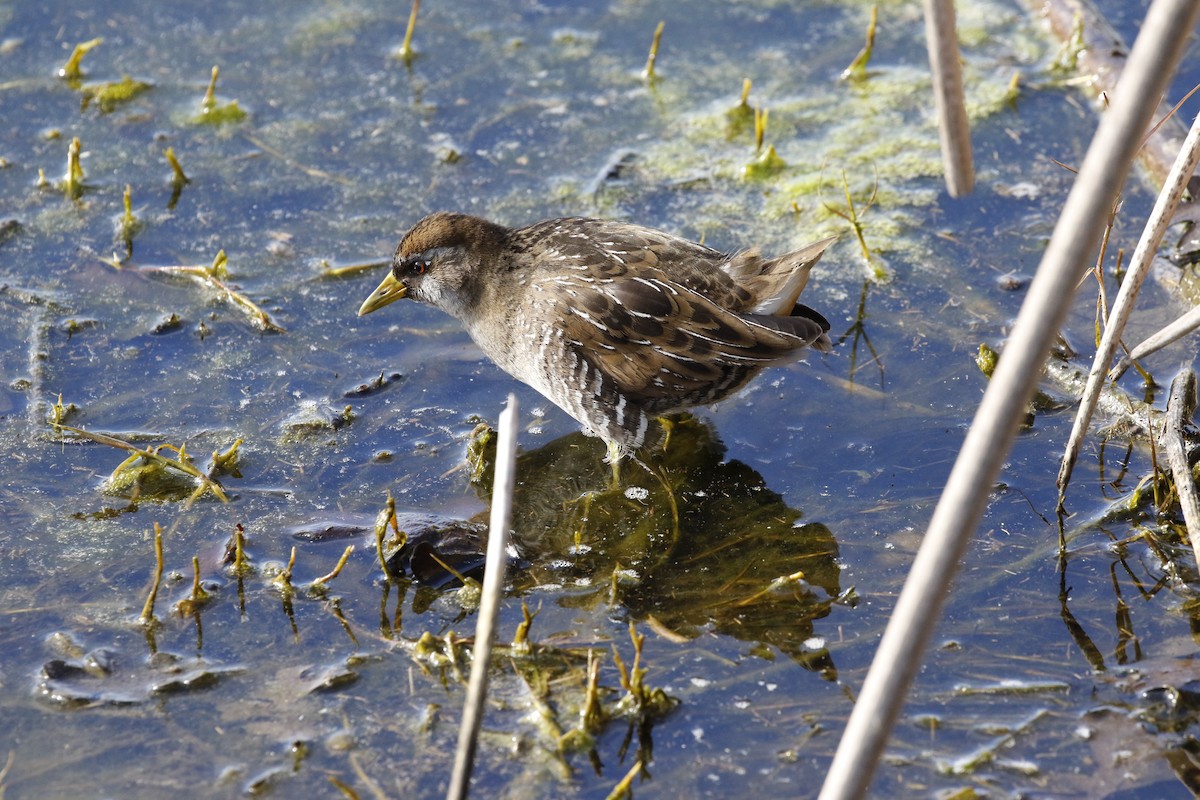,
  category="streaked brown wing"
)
[542,273,824,401]
[520,218,756,311]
